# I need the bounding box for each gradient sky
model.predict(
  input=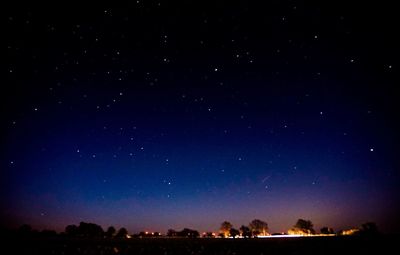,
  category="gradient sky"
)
[2,2,399,234]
